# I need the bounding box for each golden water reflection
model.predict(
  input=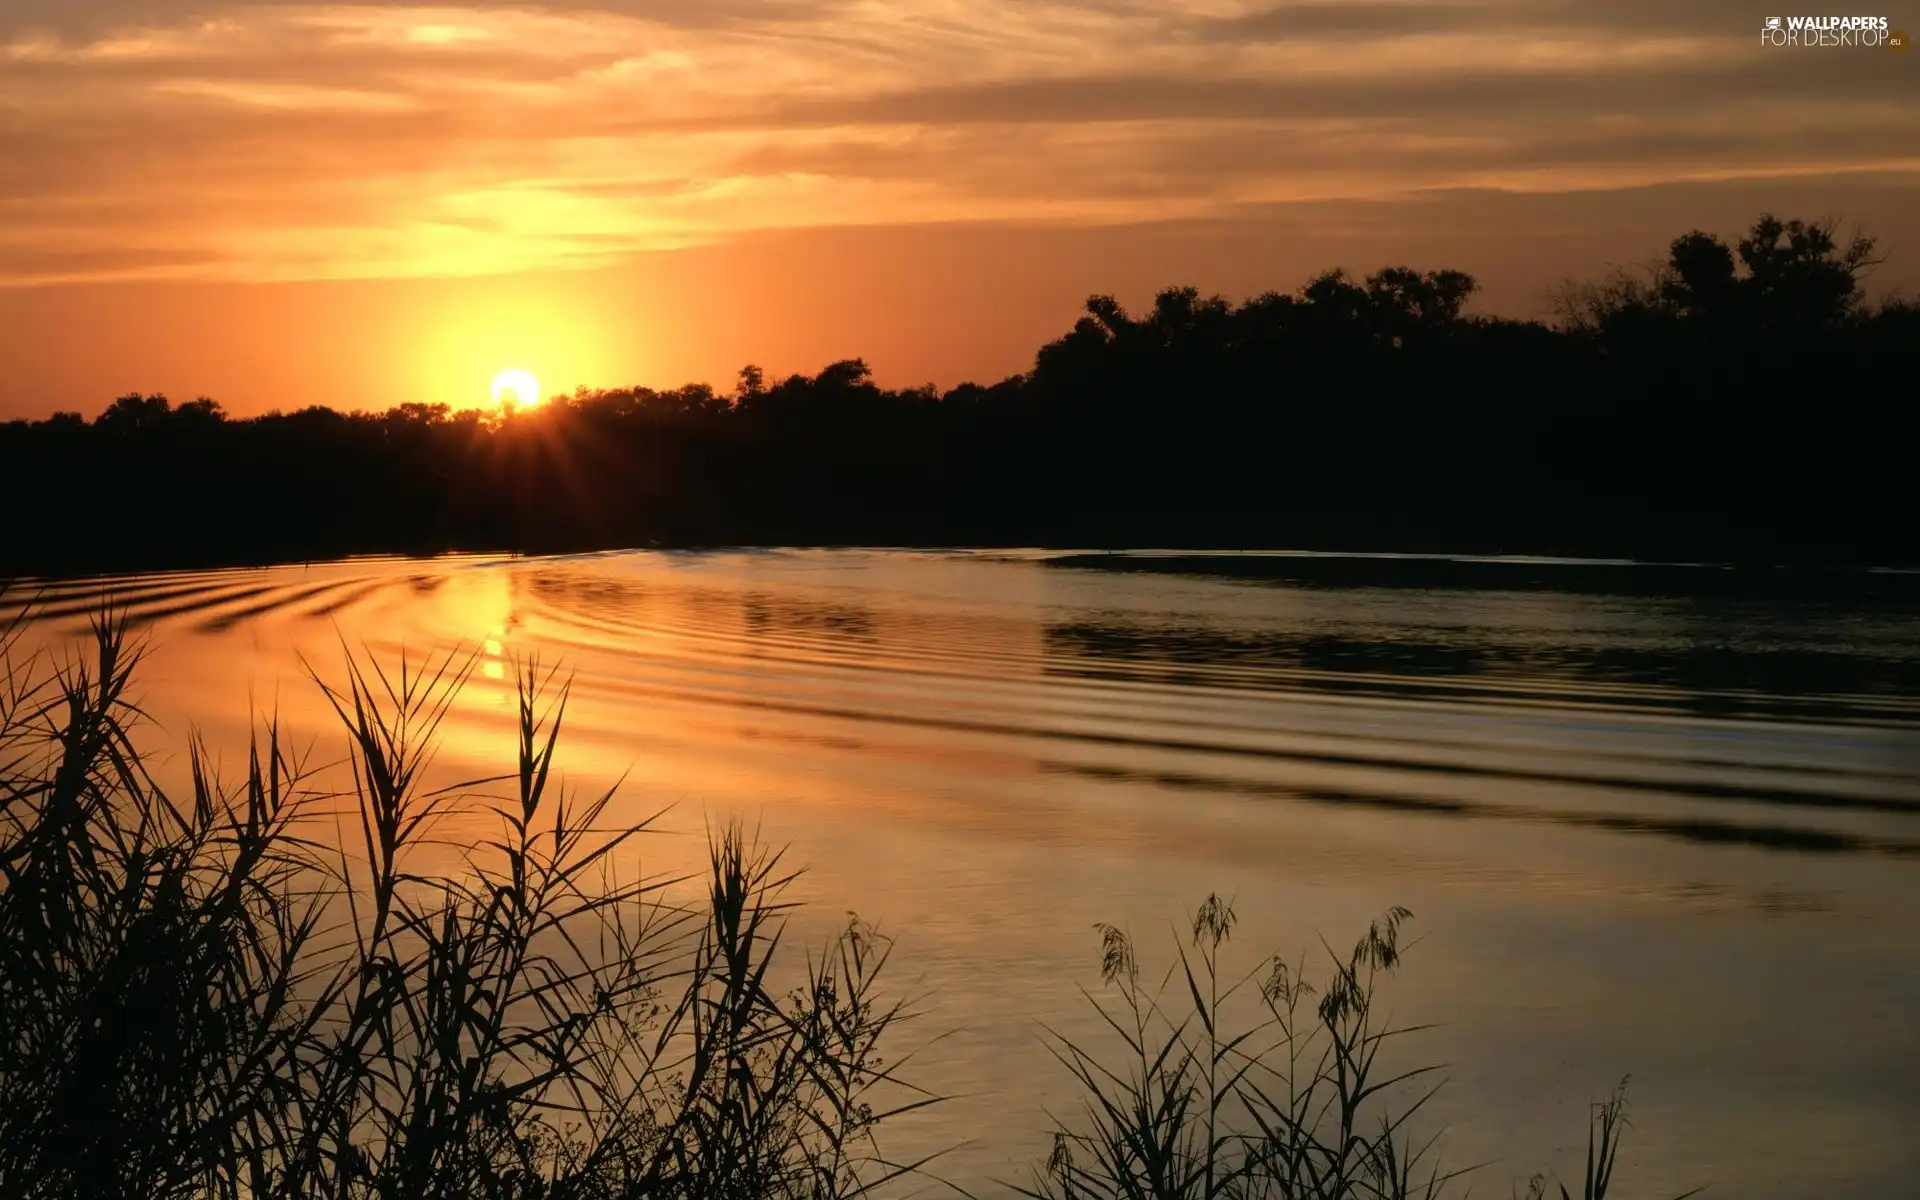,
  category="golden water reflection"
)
[7,549,1920,1196]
